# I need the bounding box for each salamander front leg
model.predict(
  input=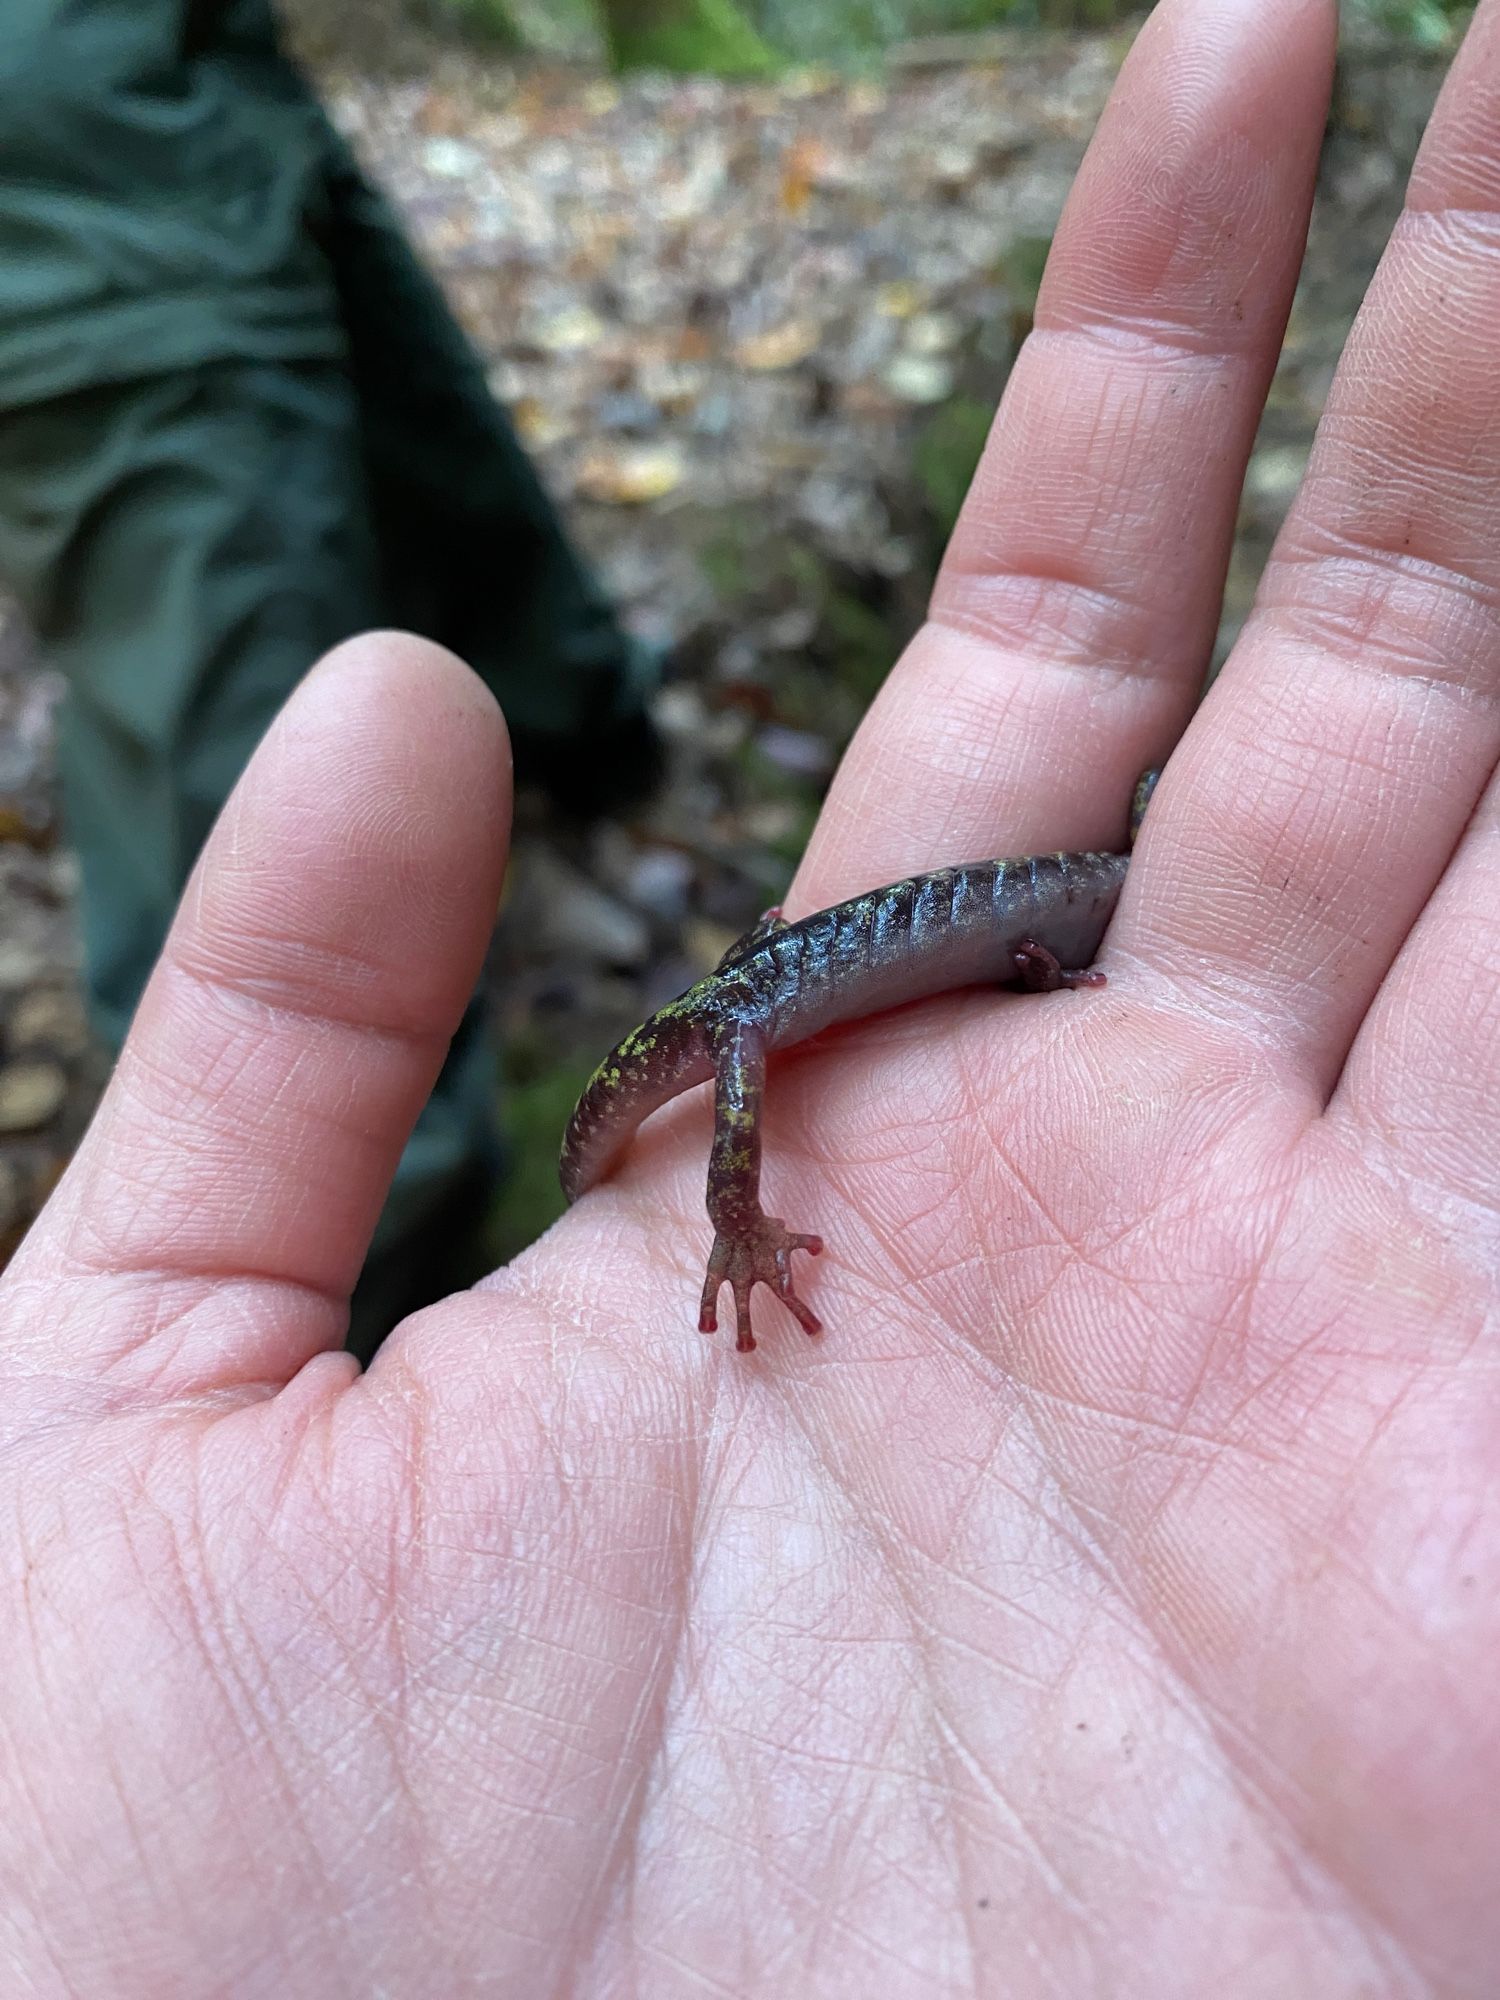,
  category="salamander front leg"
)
[713,905,788,974]
[698,1021,822,1353]
[1011,937,1107,993]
